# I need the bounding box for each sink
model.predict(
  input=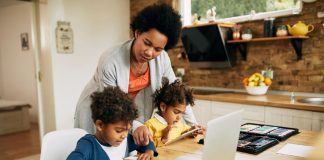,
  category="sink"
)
[193,89,235,95]
[298,98,324,105]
